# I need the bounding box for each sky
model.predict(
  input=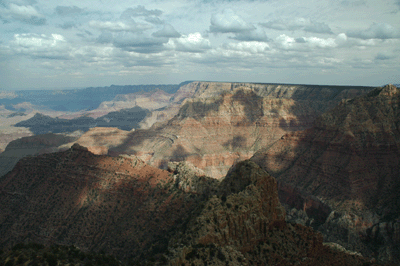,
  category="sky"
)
[0,0,399,90]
